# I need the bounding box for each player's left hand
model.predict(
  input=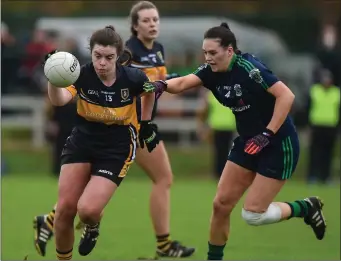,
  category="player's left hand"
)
[244,129,274,155]
[143,80,168,99]
[139,120,160,152]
